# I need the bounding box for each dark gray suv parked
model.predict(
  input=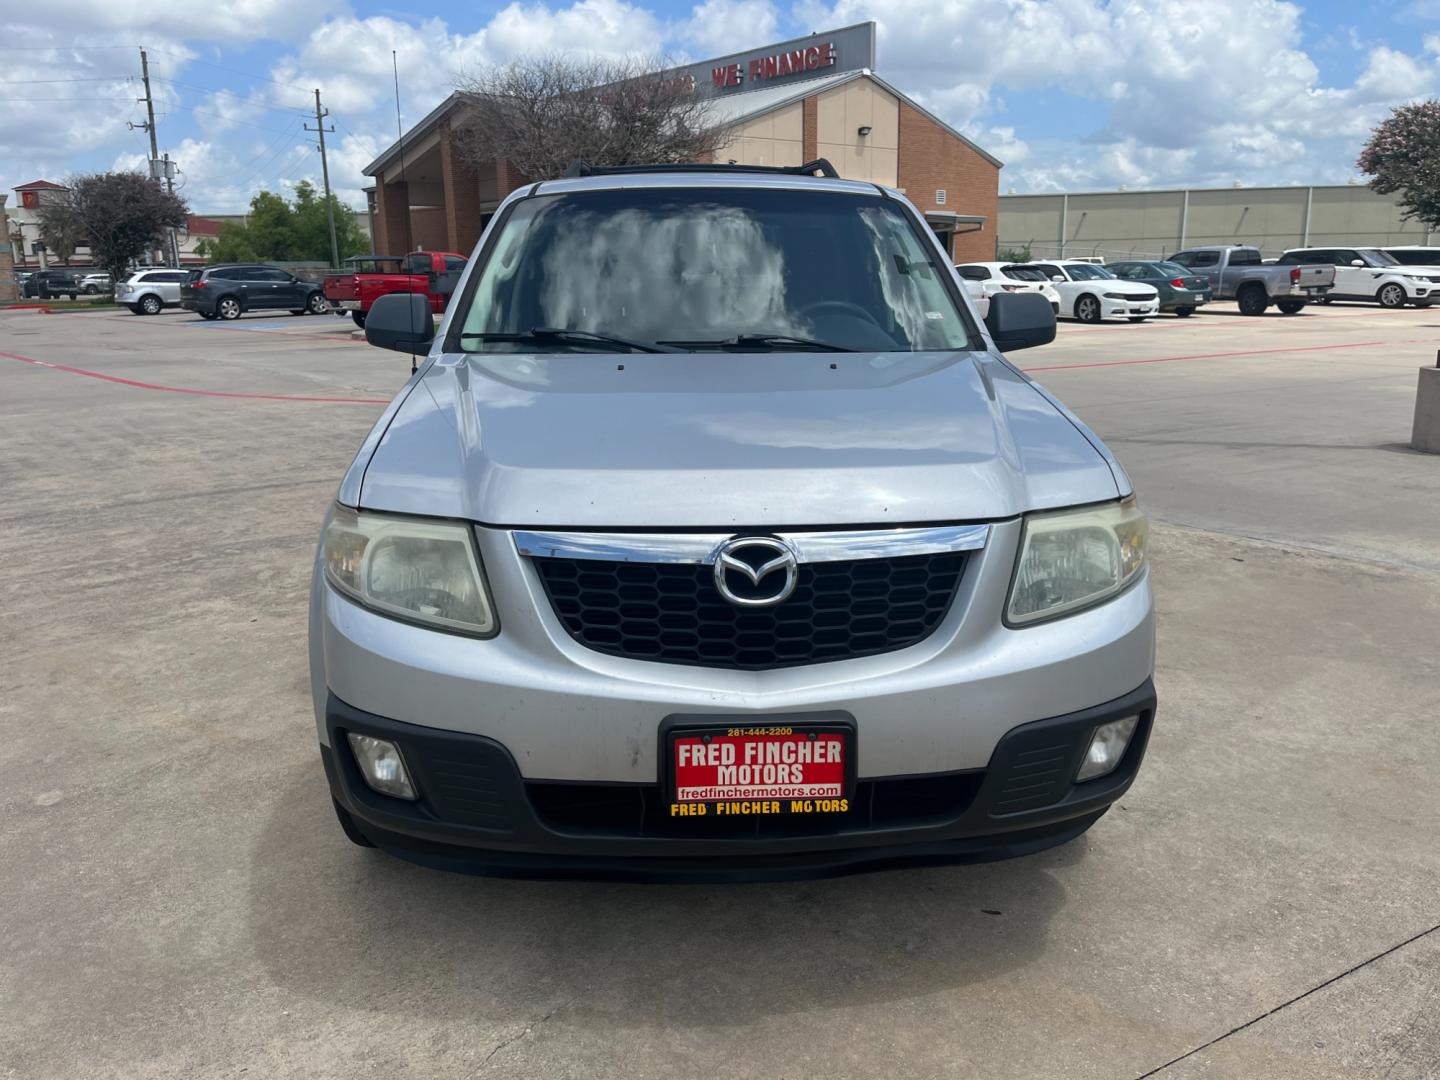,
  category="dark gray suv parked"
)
[180,264,328,320]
